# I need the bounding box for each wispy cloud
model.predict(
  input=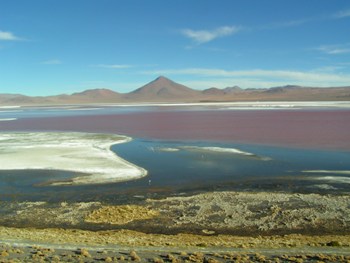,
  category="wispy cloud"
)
[180,8,349,46]
[324,48,350,55]
[312,66,345,73]
[262,8,350,30]
[333,9,350,19]
[0,30,22,41]
[41,59,62,65]
[181,26,241,44]
[261,18,312,30]
[142,68,350,88]
[95,64,133,69]
[317,44,350,55]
